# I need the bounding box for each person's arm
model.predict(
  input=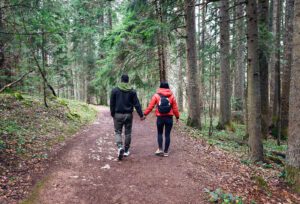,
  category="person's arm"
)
[132,91,144,118]
[171,96,180,119]
[144,94,158,116]
[110,89,116,117]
